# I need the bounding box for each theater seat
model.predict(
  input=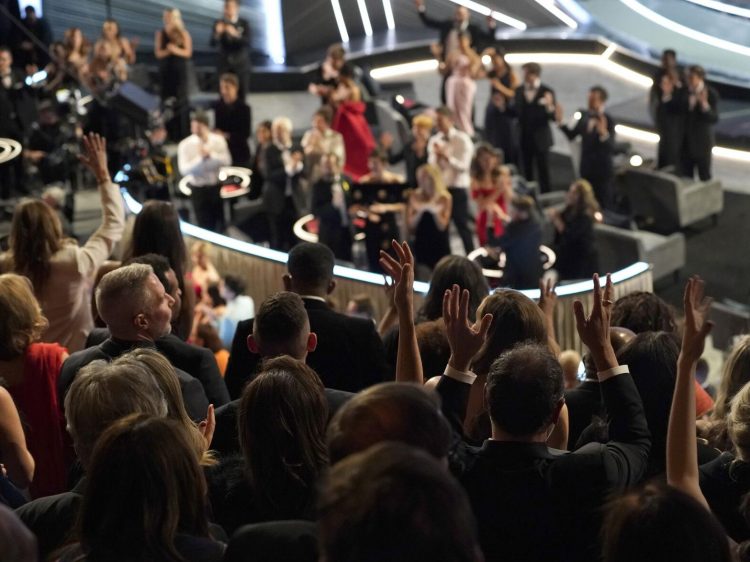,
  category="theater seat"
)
[617,167,723,233]
[594,223,685,283]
